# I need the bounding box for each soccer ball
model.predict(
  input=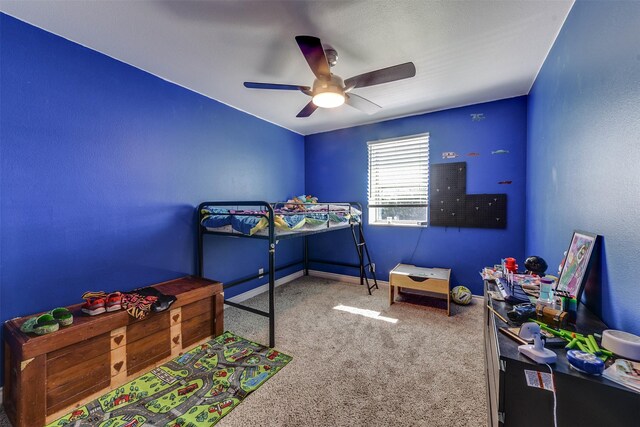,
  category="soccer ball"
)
[451,285,472,305]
